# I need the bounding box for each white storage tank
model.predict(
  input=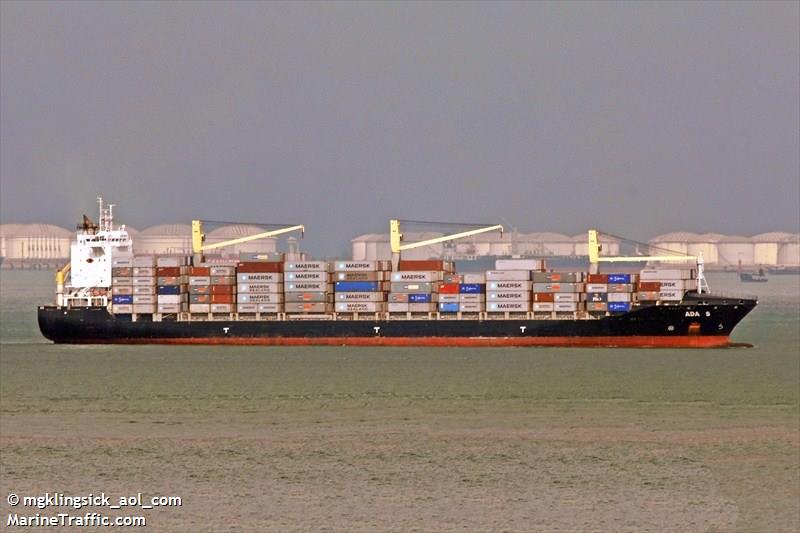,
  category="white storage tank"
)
[519,232,574,256]
[778,234,800,266]
[206,225,278,256]
[138,224,193,255]
[688,234,721,266]
[716,235,755,267]
[751,232,794,266]
[0,223,73,260]
[649,232,698,256]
